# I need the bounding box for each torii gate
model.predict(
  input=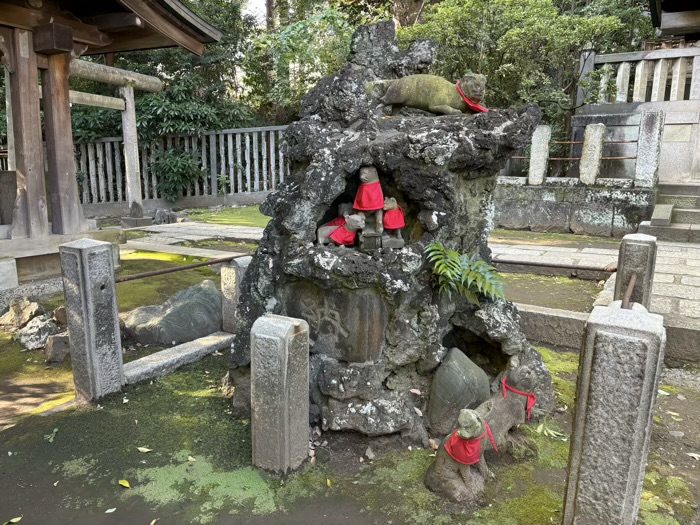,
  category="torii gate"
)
[0,0,221,240]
